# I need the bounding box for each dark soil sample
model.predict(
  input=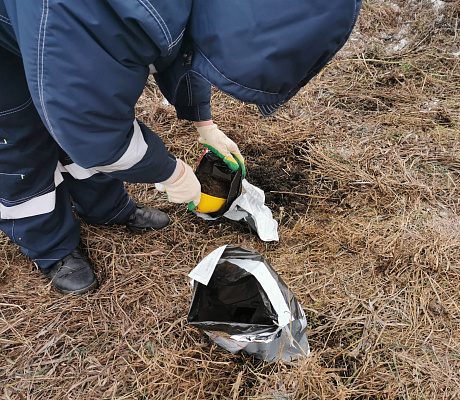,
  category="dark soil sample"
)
[197,174,230,198]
